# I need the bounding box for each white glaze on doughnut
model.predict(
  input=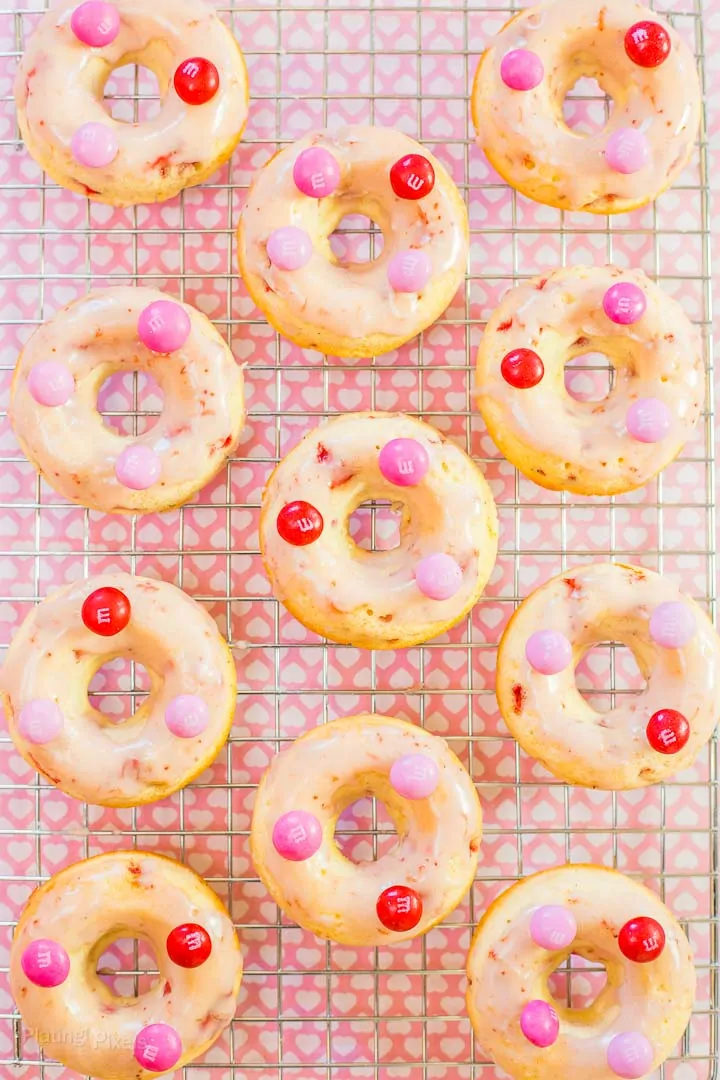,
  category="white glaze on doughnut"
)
[467,865,695,1080]
[472,0,701,213]
[10,287,245,514]
[259,412,499,649]
[10,852,243,1080]
[251,715,482,946]
[2,574,237,806]
[476,265,704,495]
[16,0,248,206]
[496,563,720,789]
